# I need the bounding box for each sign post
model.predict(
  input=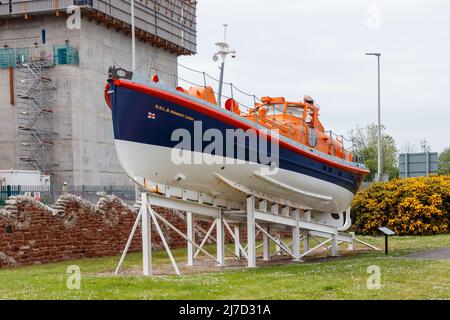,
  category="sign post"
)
[378,227,395,255]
